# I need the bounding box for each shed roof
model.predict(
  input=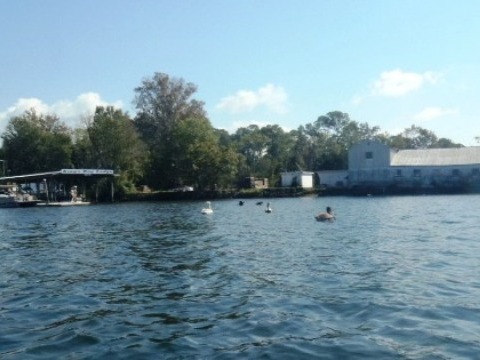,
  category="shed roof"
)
[280,171,314,175]
[391,147,480,166]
